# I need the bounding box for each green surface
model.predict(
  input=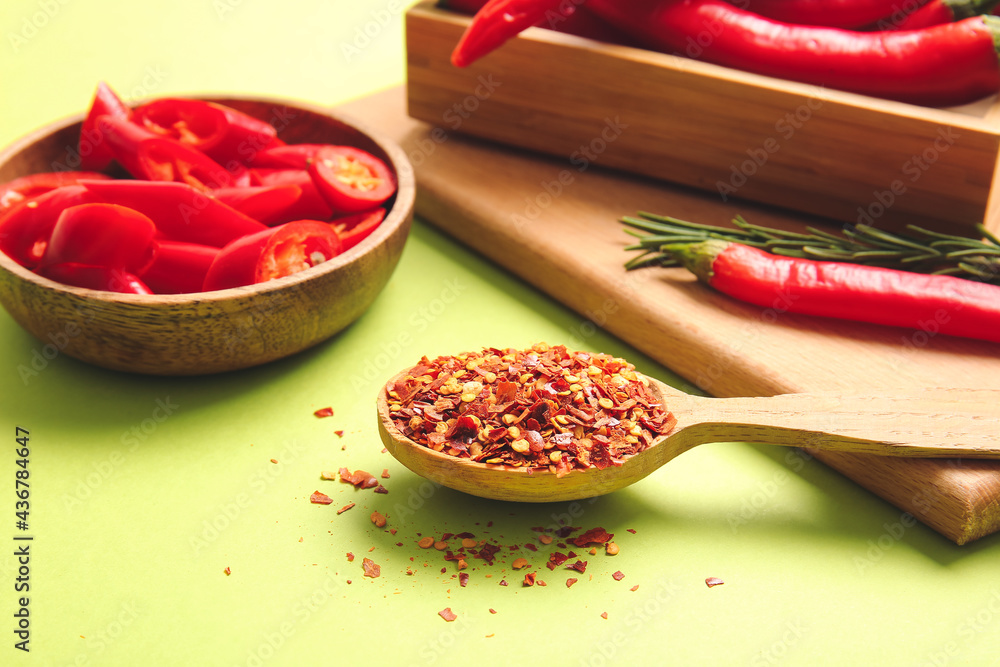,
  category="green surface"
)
[2,1,1000,665]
